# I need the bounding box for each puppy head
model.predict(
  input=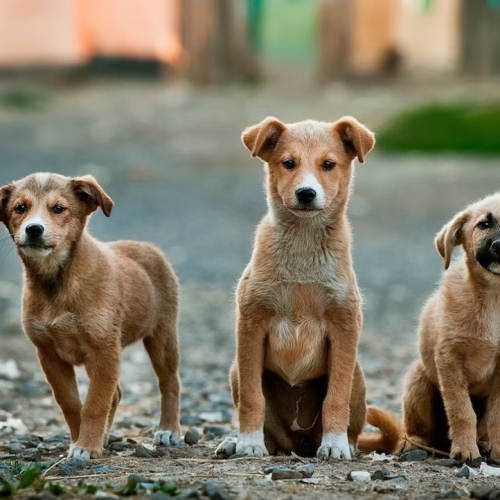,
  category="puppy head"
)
[242,116,375,218]
[436,193,500,274]
[0,173,113,262]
